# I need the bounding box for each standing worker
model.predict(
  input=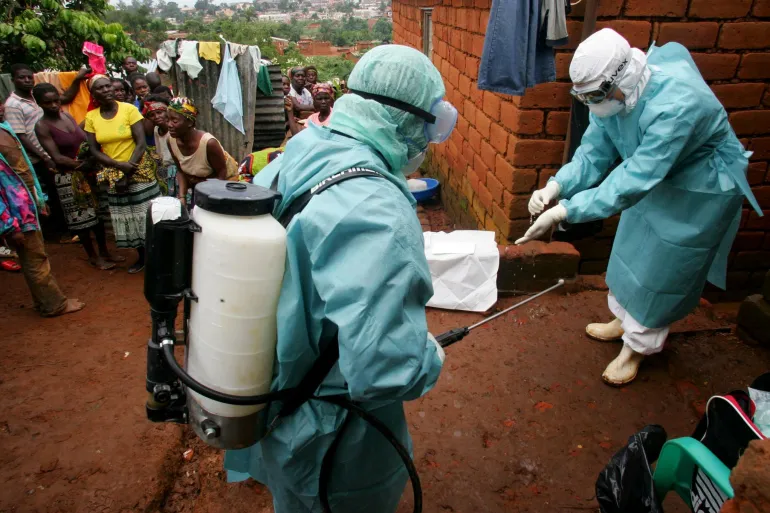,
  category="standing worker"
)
[516,29,762,386]
[224,45,455,512]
